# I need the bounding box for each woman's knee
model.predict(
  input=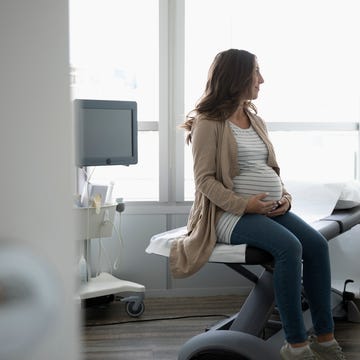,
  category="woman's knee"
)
[304,234,329,260]
[276,235,302,261]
